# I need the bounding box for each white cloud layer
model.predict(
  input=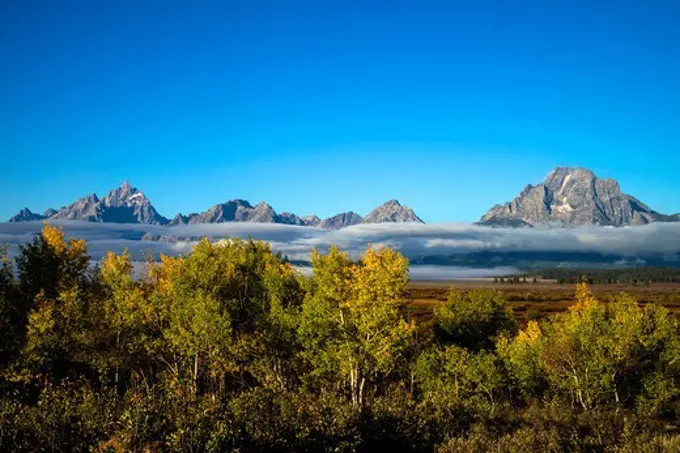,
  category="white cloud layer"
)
[1,221,679,278]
